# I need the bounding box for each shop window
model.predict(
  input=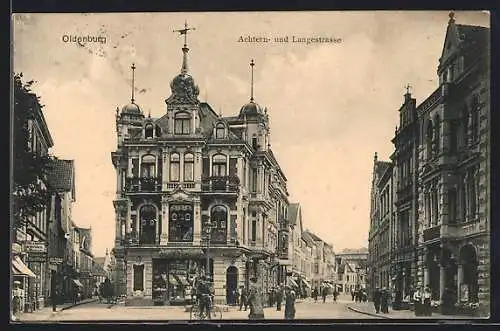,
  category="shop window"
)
[141,154,156,178]
[174,112,191,135]
[140,205,157,245]
[170,153,180,182]
[169,204,193,242]
[212,154,227,177]
[209,205,228,244]
[183,153,194,182]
